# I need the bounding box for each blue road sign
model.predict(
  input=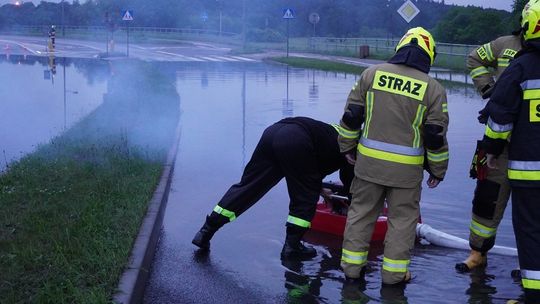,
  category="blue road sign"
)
[122,10,134,21]
[283,8,295,19]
